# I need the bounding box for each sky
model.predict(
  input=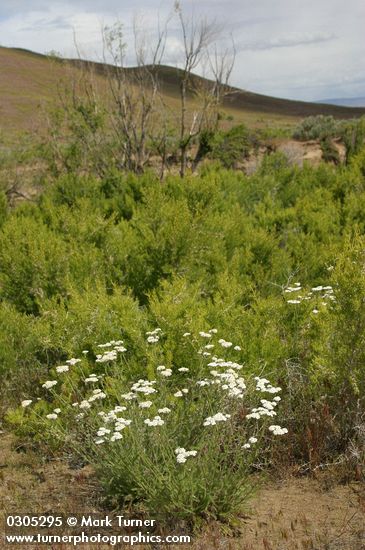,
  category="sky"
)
[0,0,364,101]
